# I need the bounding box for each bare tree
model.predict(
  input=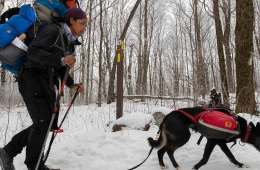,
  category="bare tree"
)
[97,0,104,107]
[212,0,230,107]
[85,0,94,105]
[107,0,142,104]
[193,0,207,98]
[222,0,235,93]
[0,0,4,14]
